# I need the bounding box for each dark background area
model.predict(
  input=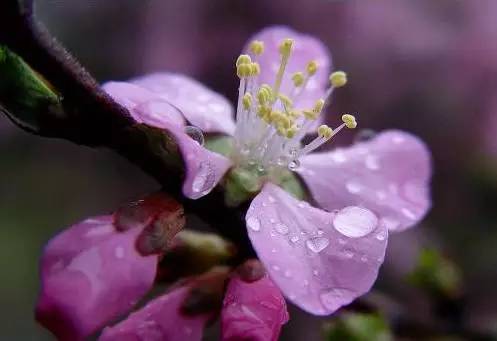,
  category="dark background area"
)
[1,0,497,339]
